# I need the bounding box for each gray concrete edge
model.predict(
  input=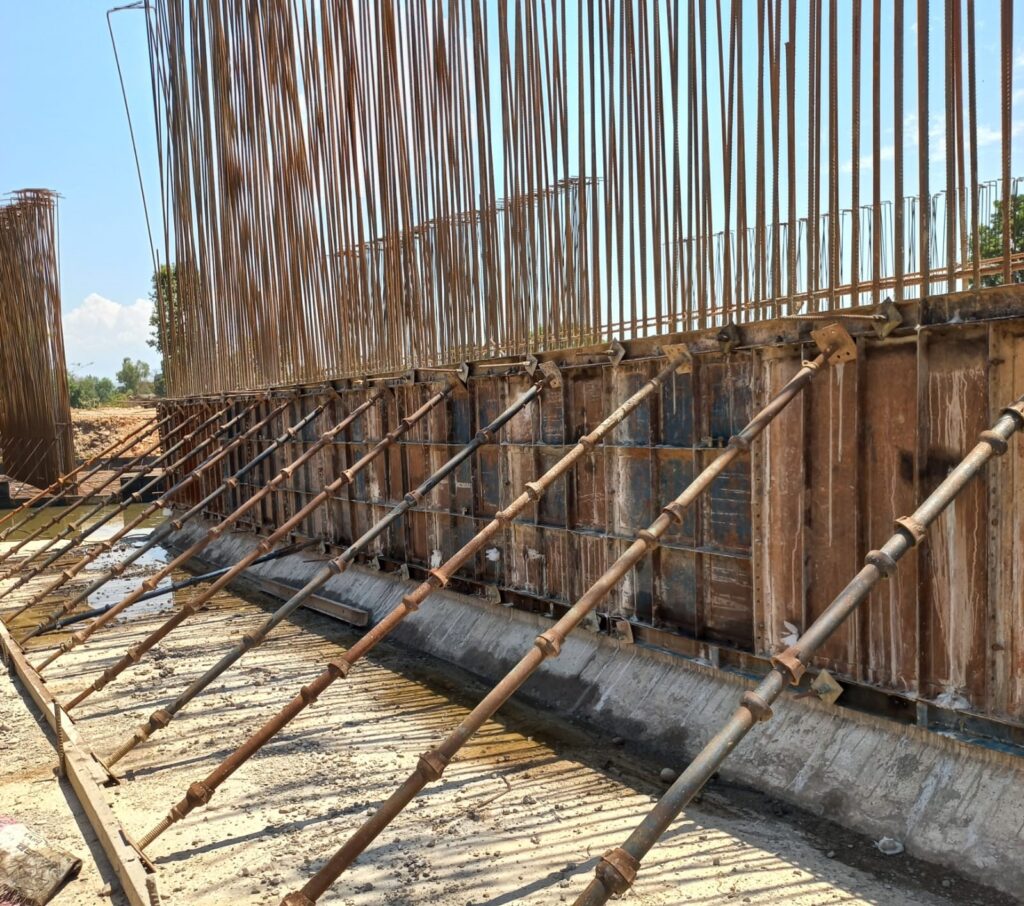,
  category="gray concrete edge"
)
[166,521,1024,898]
